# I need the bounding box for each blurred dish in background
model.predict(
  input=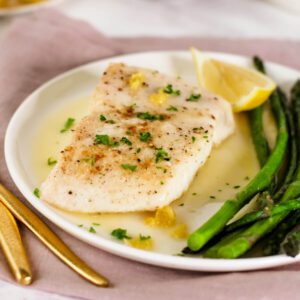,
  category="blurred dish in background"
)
[0,0,61,16]
[266,0,300,14]
[0,0,46,8]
